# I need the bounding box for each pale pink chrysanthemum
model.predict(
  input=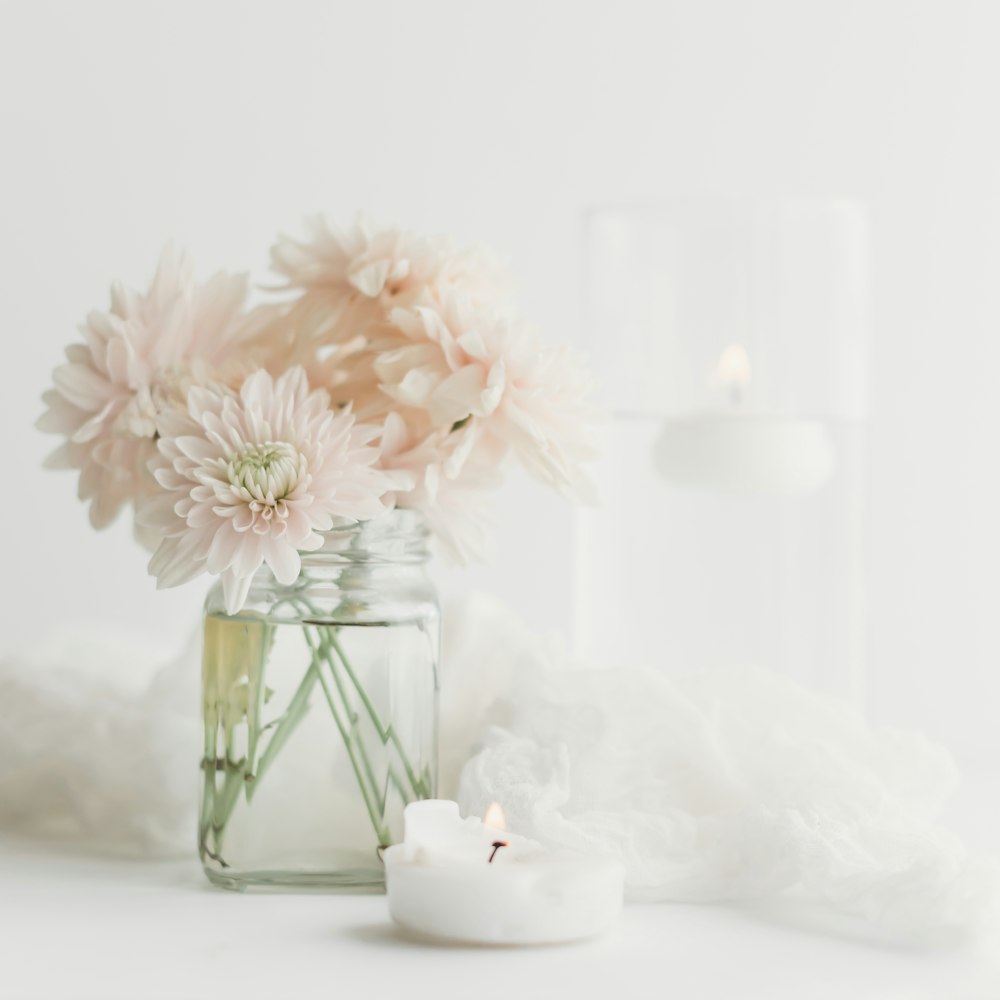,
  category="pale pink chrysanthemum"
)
[377,410,504,563]
[140,367,399,614]
[250,299,408,422]
[38,246,255,538]
[378,295,598,500]
[268,216,509,348]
